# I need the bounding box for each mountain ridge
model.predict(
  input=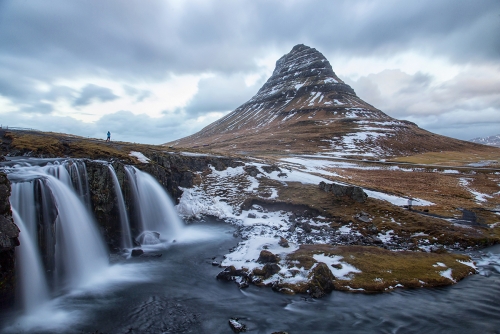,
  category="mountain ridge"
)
[470,134,500,147]
[168,44,487,158]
